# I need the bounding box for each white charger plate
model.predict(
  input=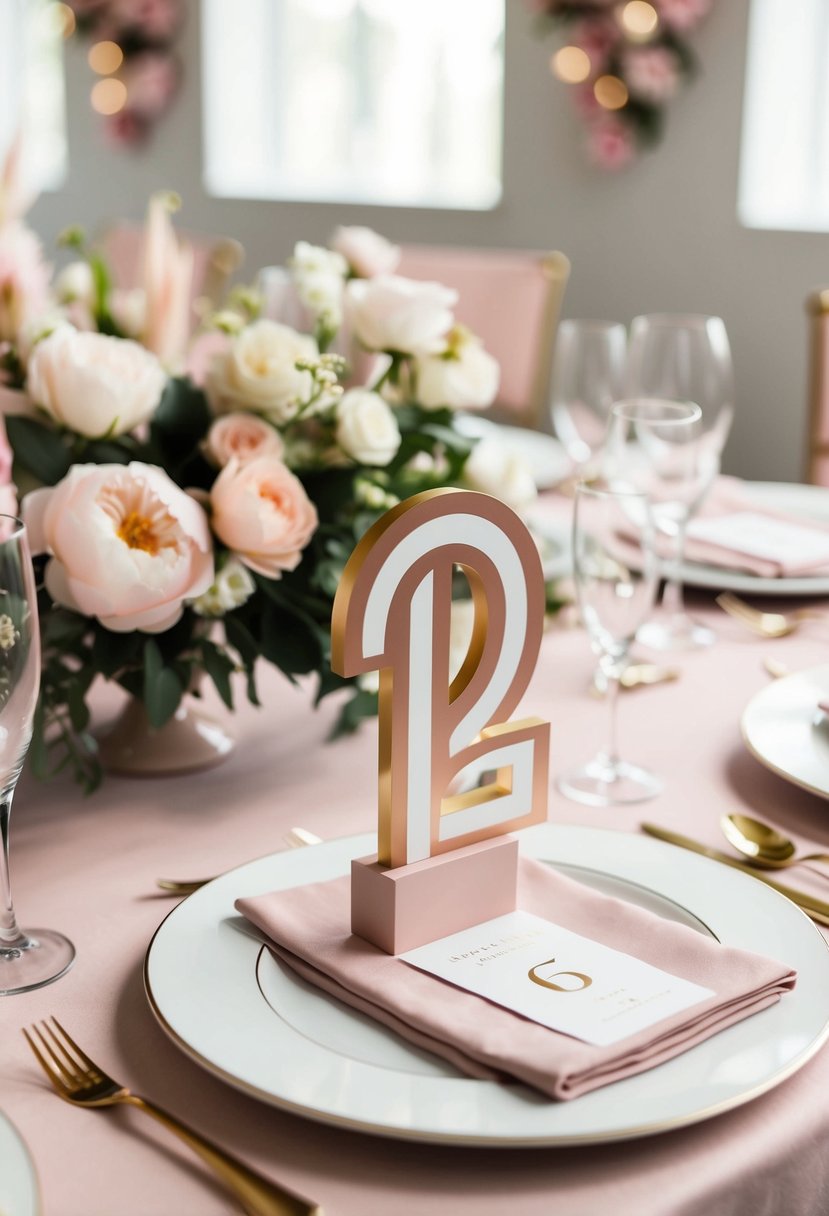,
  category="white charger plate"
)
[145,824,829,1147]
[0,1109,40,1216]
[742,663,829,799]
[453,415,571,490]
